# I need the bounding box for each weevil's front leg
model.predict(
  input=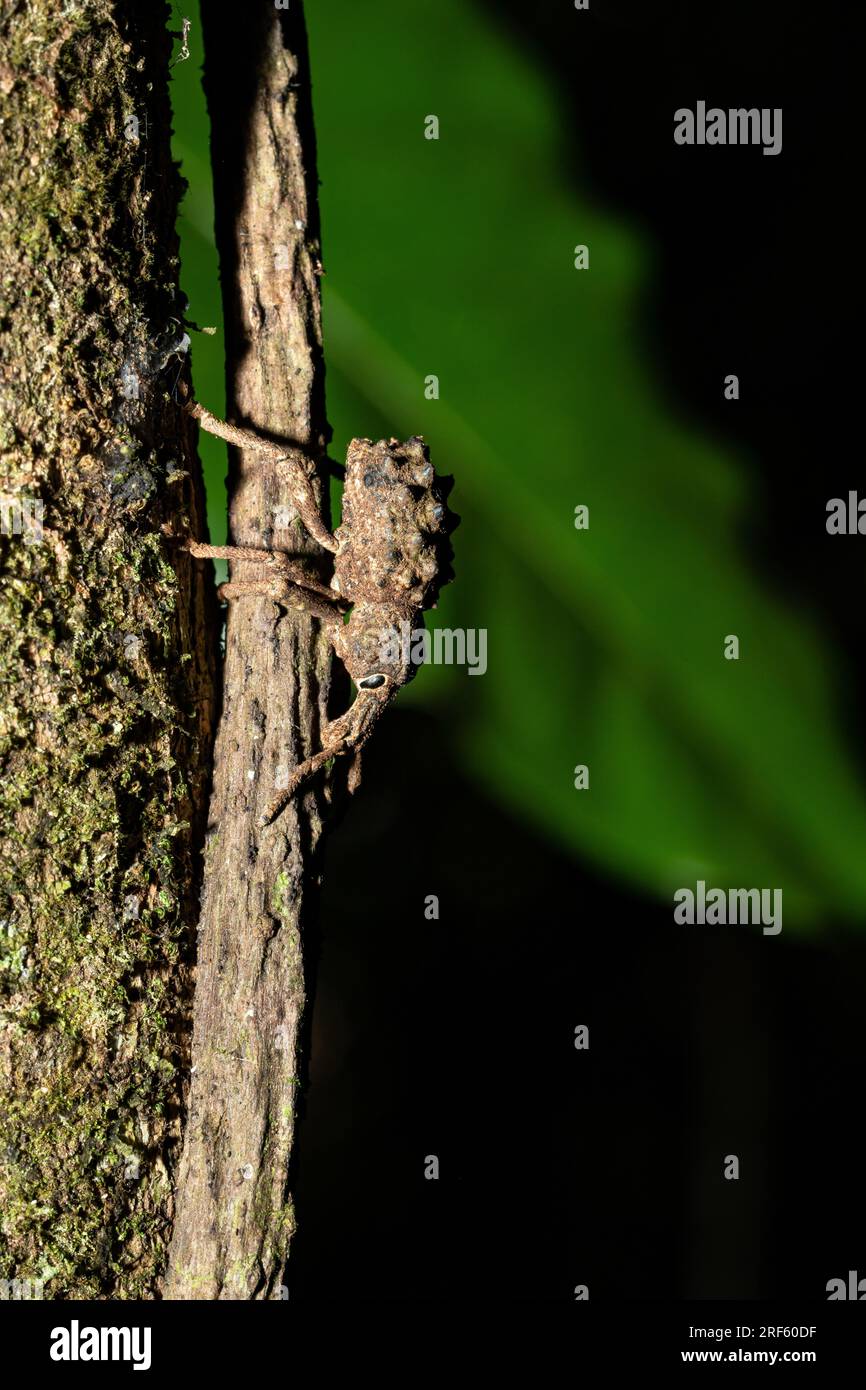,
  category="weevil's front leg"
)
[260,692,389,826]
[186,402,337,554]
